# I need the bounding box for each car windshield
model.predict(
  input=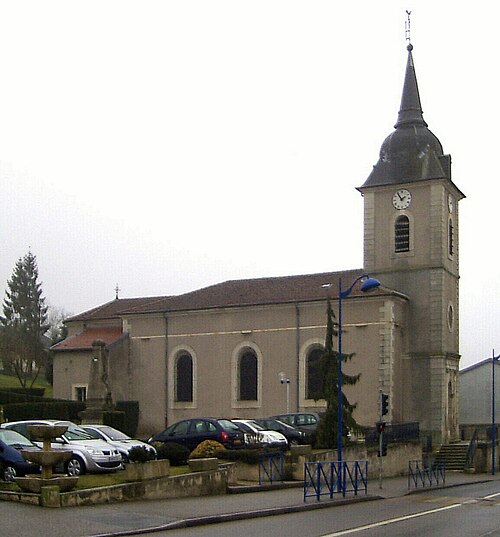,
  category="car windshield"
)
[245,420,265,431]
[97,426,130,441]
[0,429,35,447]
[61,423,95,441]
[234,422,252,433]
[82,428,102,440]
[217,419,241,431]
[274,420,295,430]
